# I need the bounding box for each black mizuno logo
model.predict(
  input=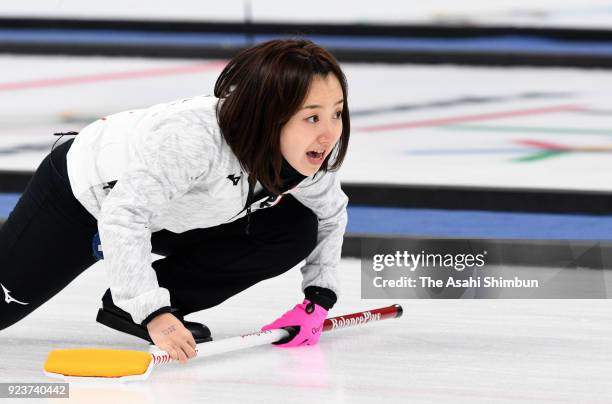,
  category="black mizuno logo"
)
[227,174,241,186]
